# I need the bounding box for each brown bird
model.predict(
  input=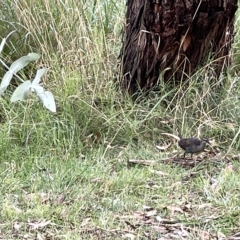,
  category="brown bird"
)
[178,136,211,159]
